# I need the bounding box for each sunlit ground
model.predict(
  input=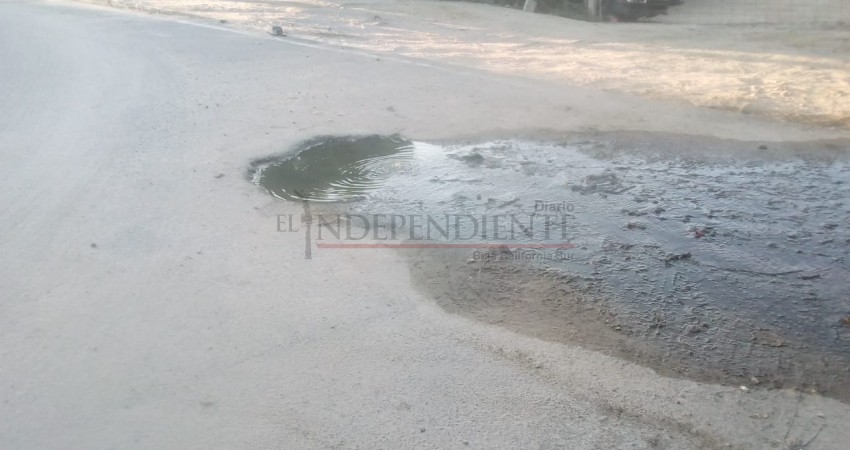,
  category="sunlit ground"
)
[80,0,850,128]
